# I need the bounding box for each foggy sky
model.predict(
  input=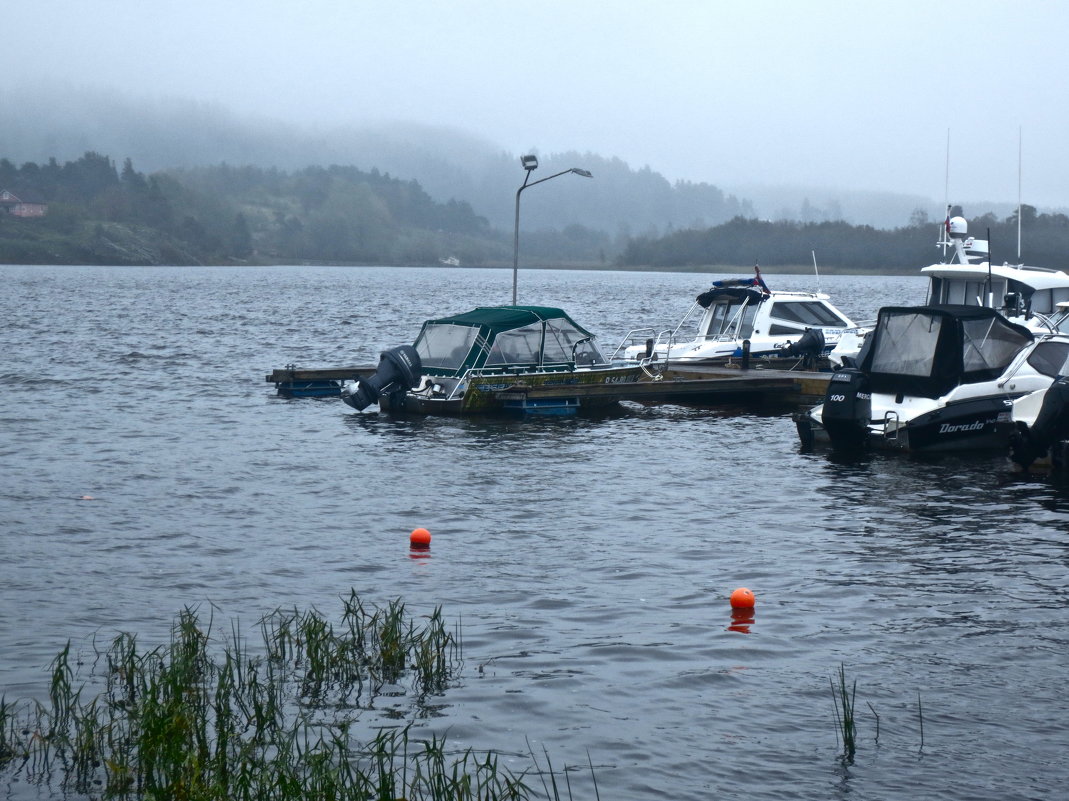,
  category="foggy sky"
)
[5,0,1068,207]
